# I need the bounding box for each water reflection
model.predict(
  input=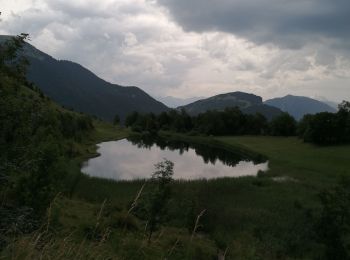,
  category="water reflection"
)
[81,136,268,180]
